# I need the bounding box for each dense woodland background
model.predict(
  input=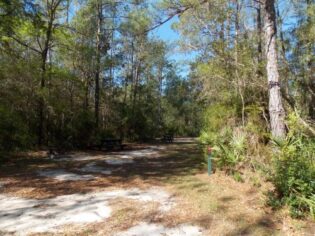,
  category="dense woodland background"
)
[0,0,314,219]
